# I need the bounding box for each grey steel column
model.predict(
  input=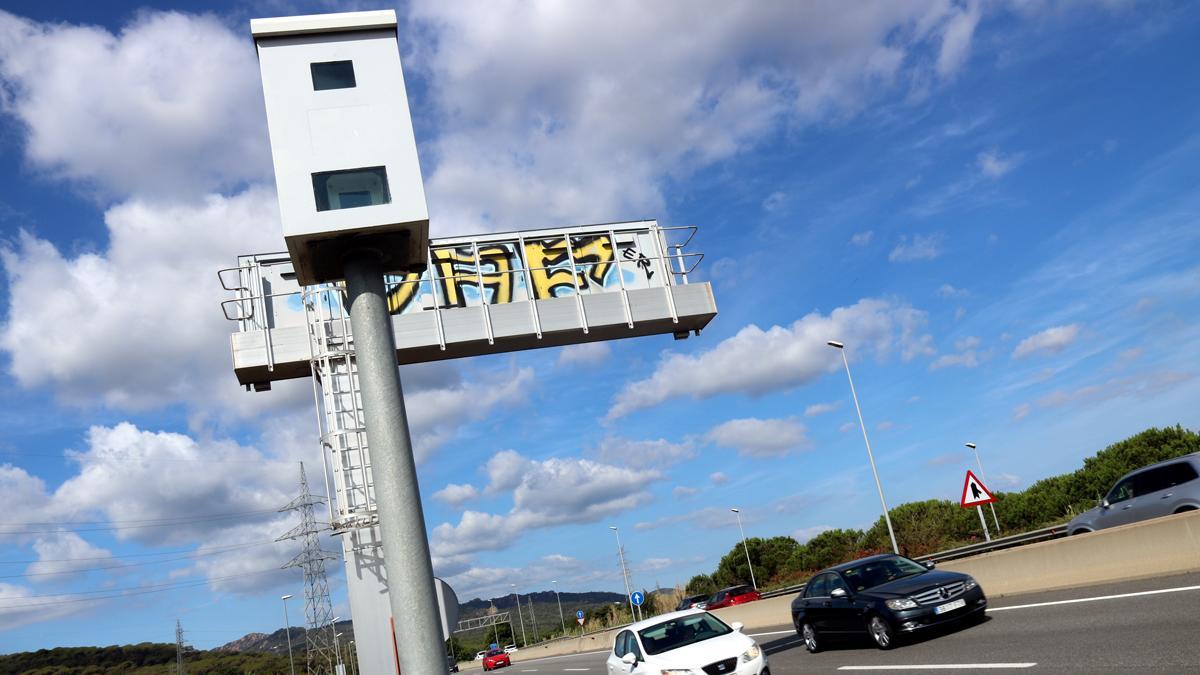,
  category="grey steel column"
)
[343,251,444,675]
